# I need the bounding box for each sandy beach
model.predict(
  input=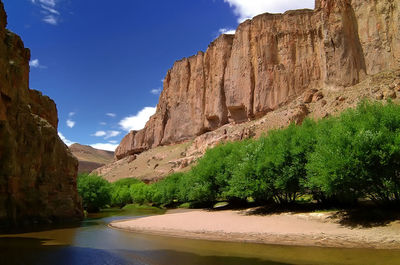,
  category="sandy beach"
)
[110,209,400,249]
